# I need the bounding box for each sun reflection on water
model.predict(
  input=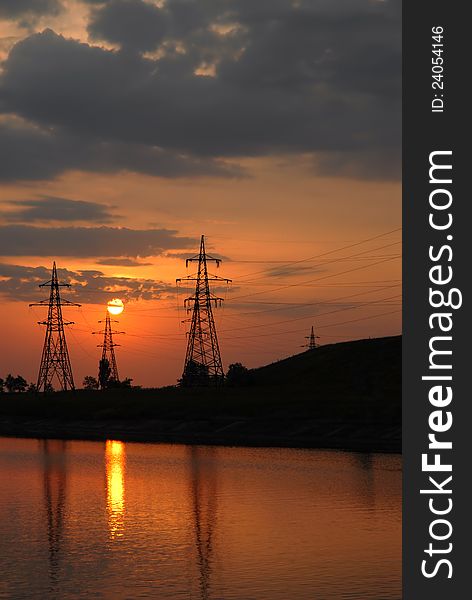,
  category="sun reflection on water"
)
[105,440,125,540]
